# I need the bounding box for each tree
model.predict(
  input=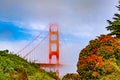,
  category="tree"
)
[106,1,120,37]
[77,35,120,79]
[62,73,81,80]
